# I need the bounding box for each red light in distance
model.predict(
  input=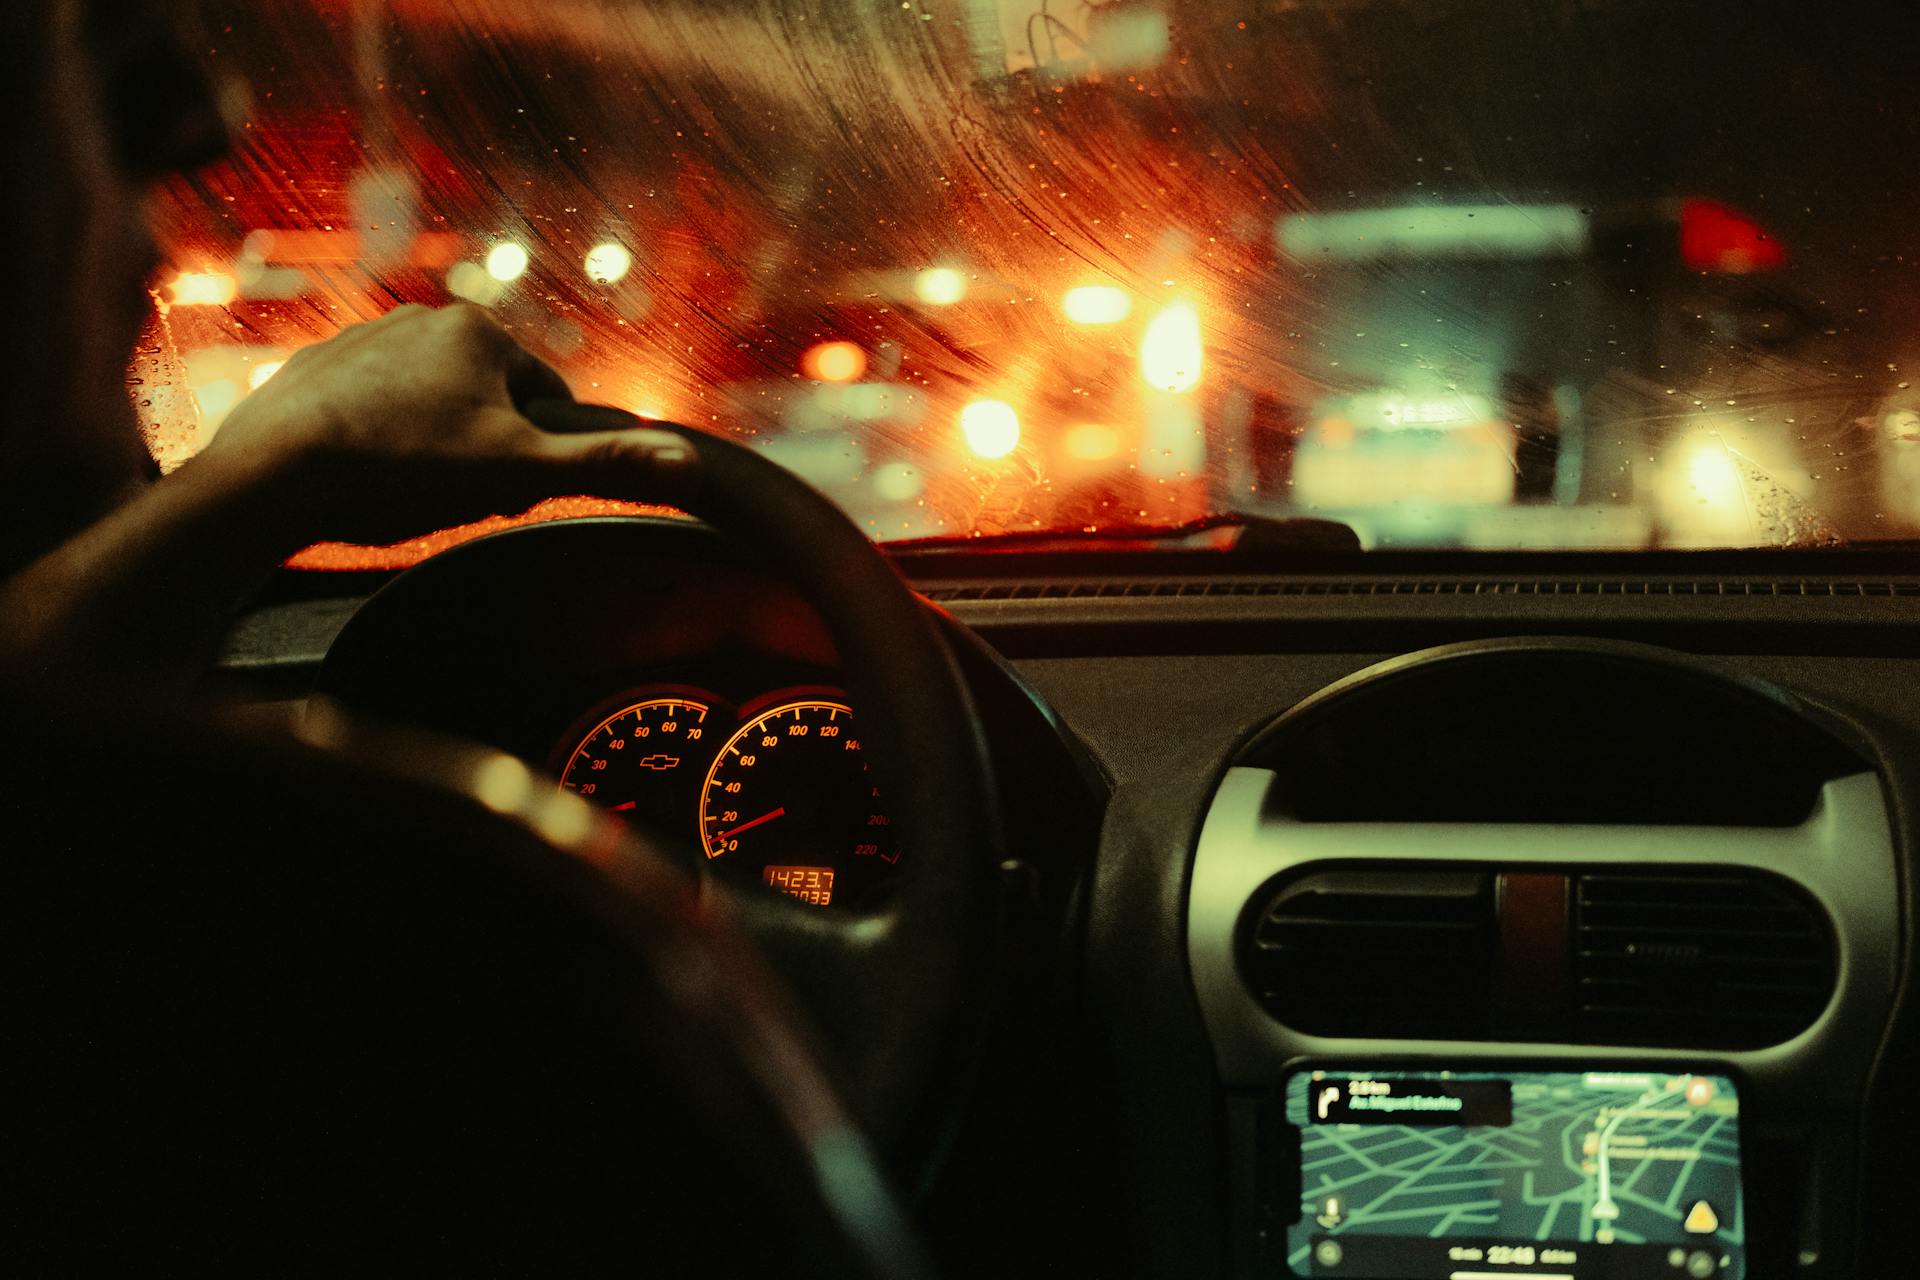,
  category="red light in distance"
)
[1679,199,1786,274]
